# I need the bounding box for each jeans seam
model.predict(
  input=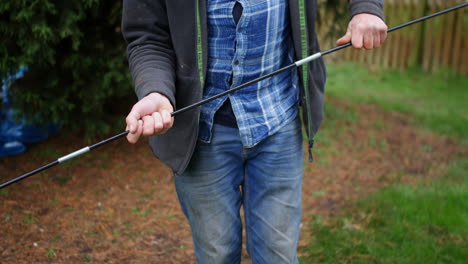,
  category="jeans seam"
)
[243,168,250,257]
